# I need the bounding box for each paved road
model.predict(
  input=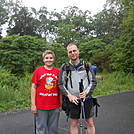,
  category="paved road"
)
[0,90,134,134]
